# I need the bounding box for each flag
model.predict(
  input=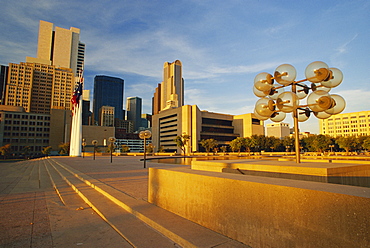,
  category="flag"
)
[71,70,83,115]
